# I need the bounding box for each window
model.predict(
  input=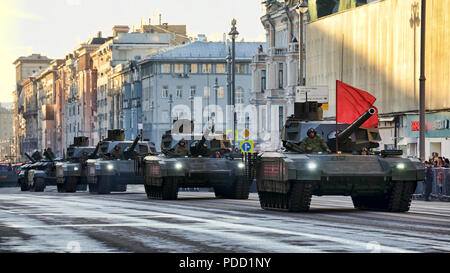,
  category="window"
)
[161,64,171,73]
[161,110,169,122]
[202,64,212,73]
[190,86,196,97]
[204,86,210,98]
[236,87,244,104]
[235,64,246,74]
[176,86,183,98]
[278,63,284,89]
[190,64,198,74]
[218,87,225,98]
[174,64,184,73]
[261,70,266,93]
[216,64,226,73]
[162,86,168,98]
